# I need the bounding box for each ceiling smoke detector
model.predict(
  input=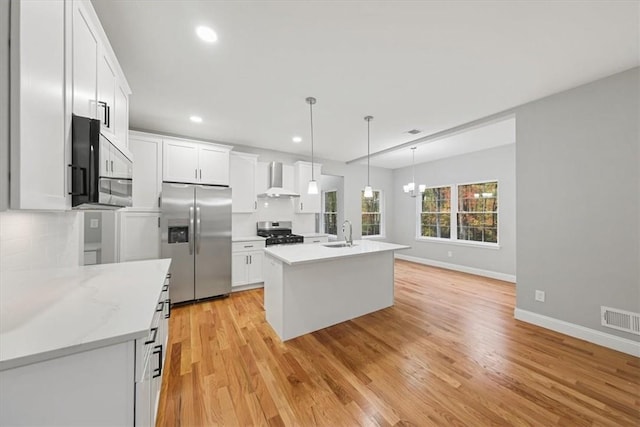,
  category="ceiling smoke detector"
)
[407,129,422,135]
